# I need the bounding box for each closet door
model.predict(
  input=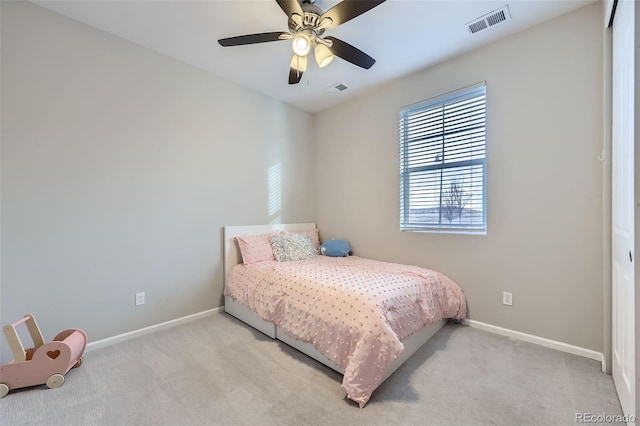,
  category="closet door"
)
[611,0,636,420]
